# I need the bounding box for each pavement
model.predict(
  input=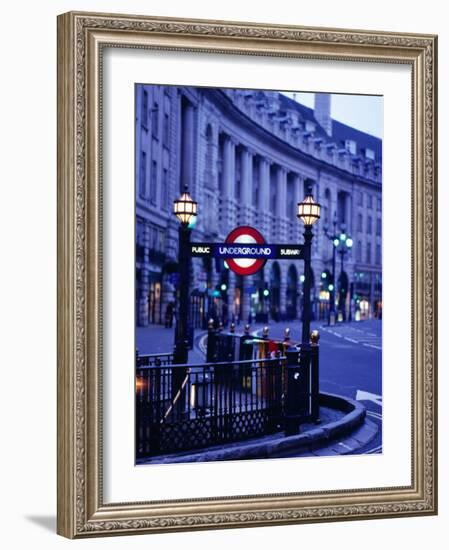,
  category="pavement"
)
[137,393,376,465]
[136,324,205,364]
